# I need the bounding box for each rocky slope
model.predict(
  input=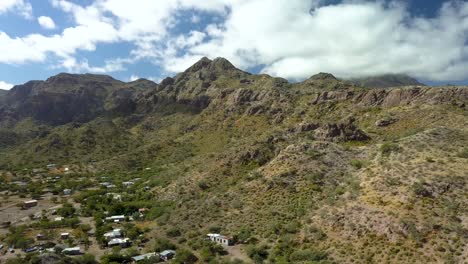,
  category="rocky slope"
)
[350,74,425,88]
[0,58,467,263]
